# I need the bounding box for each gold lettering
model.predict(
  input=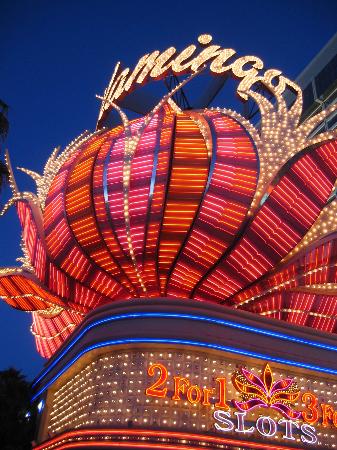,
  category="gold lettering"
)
[105,62,121,100]
[232,56,264,78]
[109,68,130,102]
[232,56,264,99]
[198,34,213,45]
[210,49,236,73]
[136,50,160,84]
[151,47,177,78]
[98,62,121,122]
[171,45,197,74]
[101,35,288,117]
[190,45,223,72]
[124,53,155,91]
[278,76,299,97]
[237,68,282,100]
